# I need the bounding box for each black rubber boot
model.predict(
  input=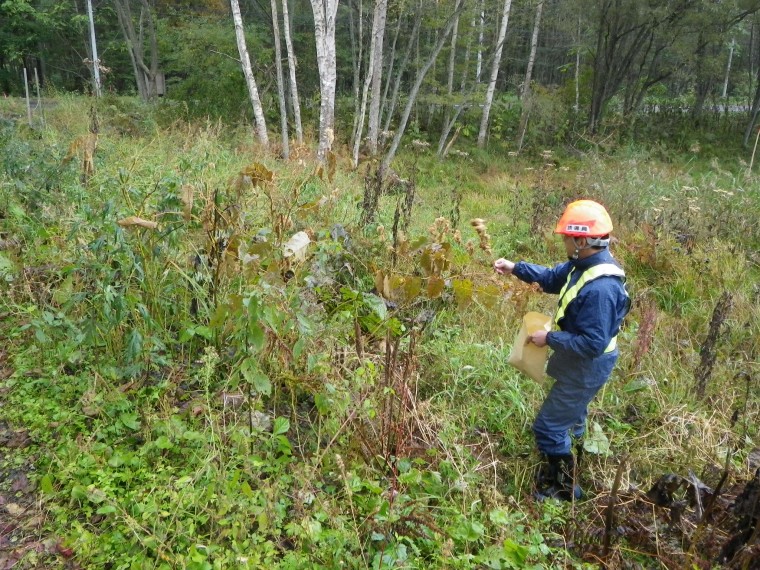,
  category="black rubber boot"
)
[534,454,582,502]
